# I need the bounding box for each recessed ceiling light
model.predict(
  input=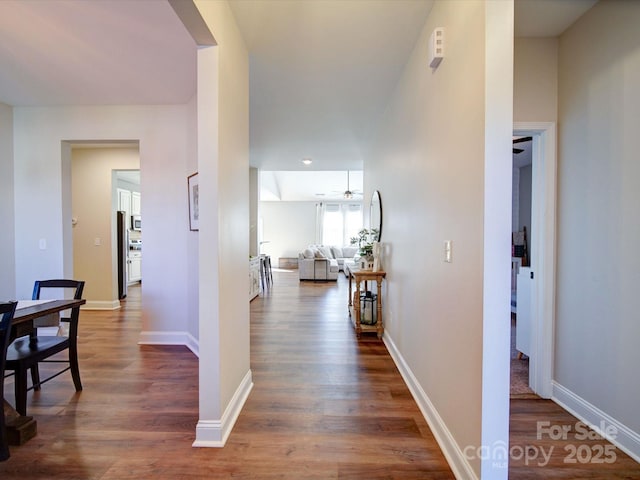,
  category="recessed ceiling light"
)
[301,158,312,165]
[315,193,325,196]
